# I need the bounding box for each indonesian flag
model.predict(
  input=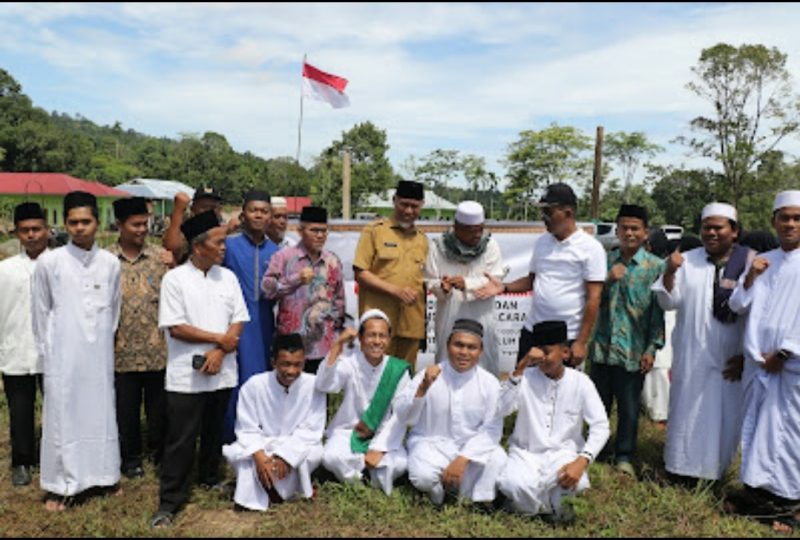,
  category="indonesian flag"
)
[302,61,350,109]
